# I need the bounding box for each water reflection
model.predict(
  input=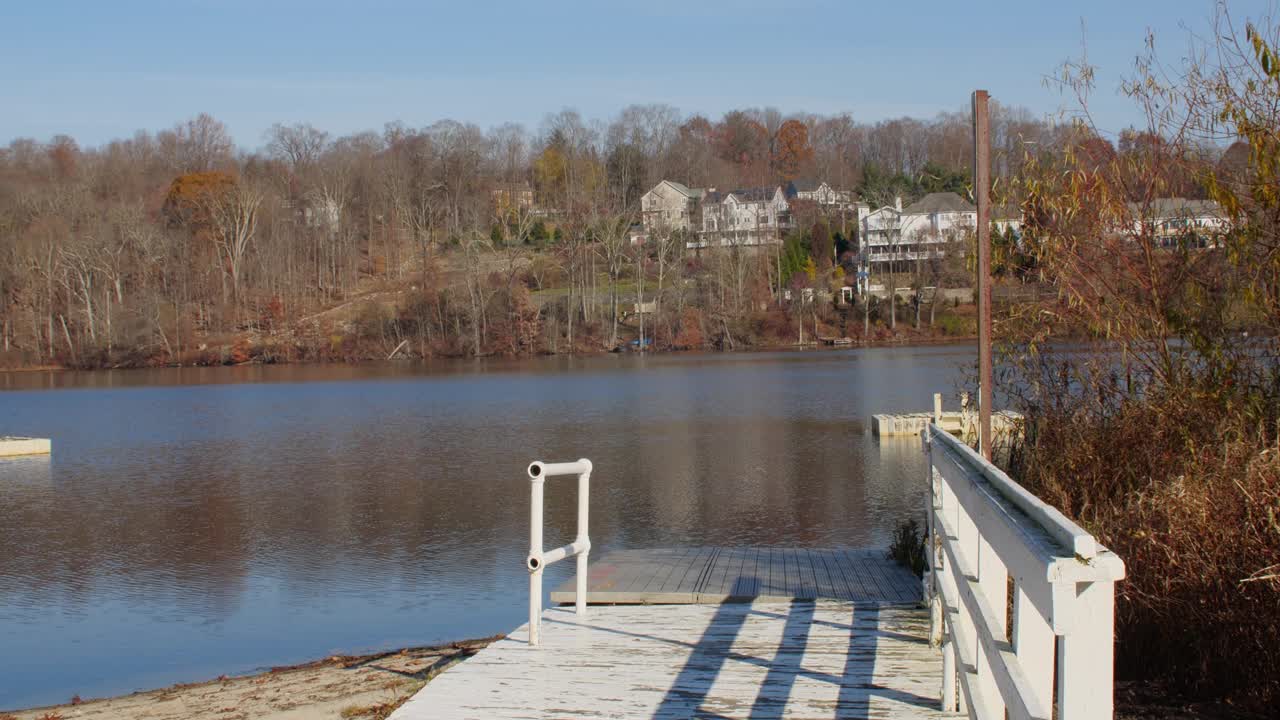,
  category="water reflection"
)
[0,346,970,708]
